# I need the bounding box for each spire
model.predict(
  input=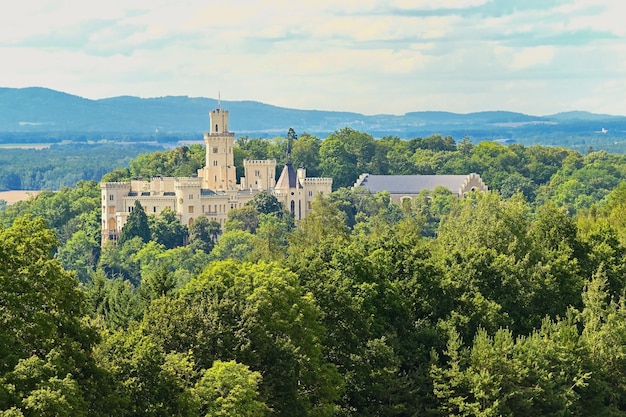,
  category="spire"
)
[286,127,297,165]
[286,138,292,165]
